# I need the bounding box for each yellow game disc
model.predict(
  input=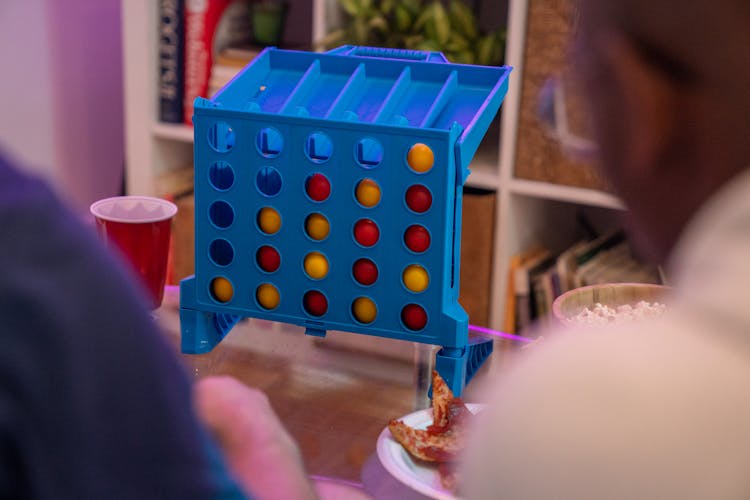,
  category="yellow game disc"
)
[352,297,377,324]
[407,143,434,173]
[304,252,329,280]
[211,277,234,303]
[256,283,280,309]
[305,213,330,240]
[258,207,281,234]
[402,265,429,293]
[355,178,381,208]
